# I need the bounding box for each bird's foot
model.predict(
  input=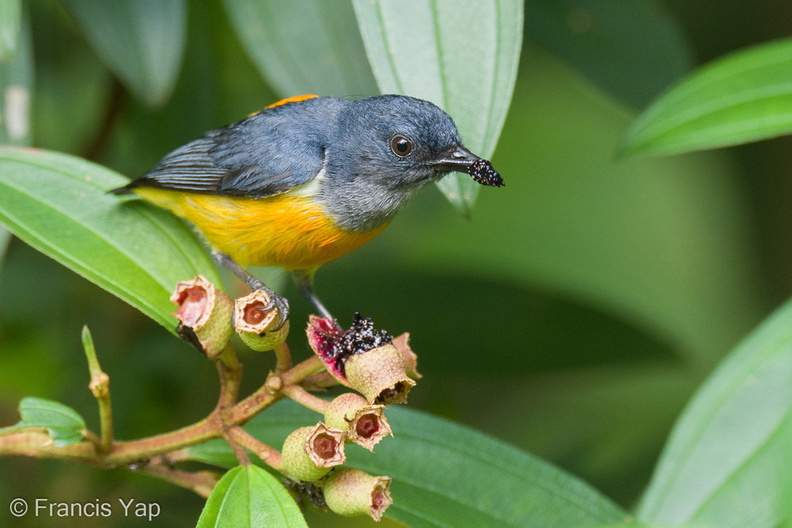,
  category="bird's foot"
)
[292,270,334,320]
[213,251,290,330]
[245,278,289,331]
